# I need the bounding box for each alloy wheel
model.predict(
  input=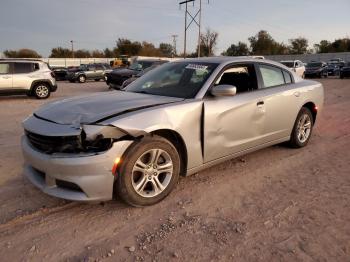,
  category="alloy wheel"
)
[131,149,173,198]
[35,85,49,98]
[297,114,312,143]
